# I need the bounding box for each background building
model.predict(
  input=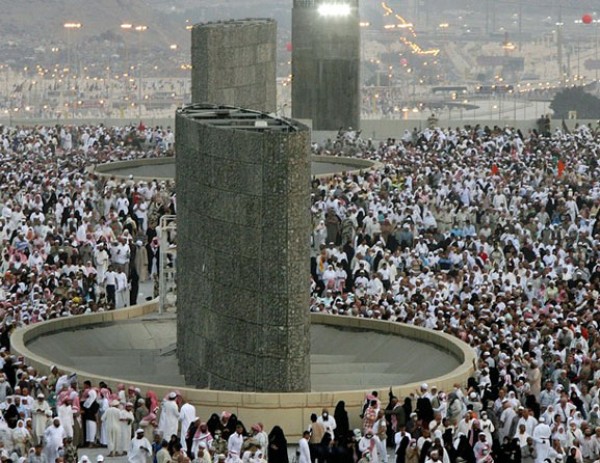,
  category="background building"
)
[292,0,361,130]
